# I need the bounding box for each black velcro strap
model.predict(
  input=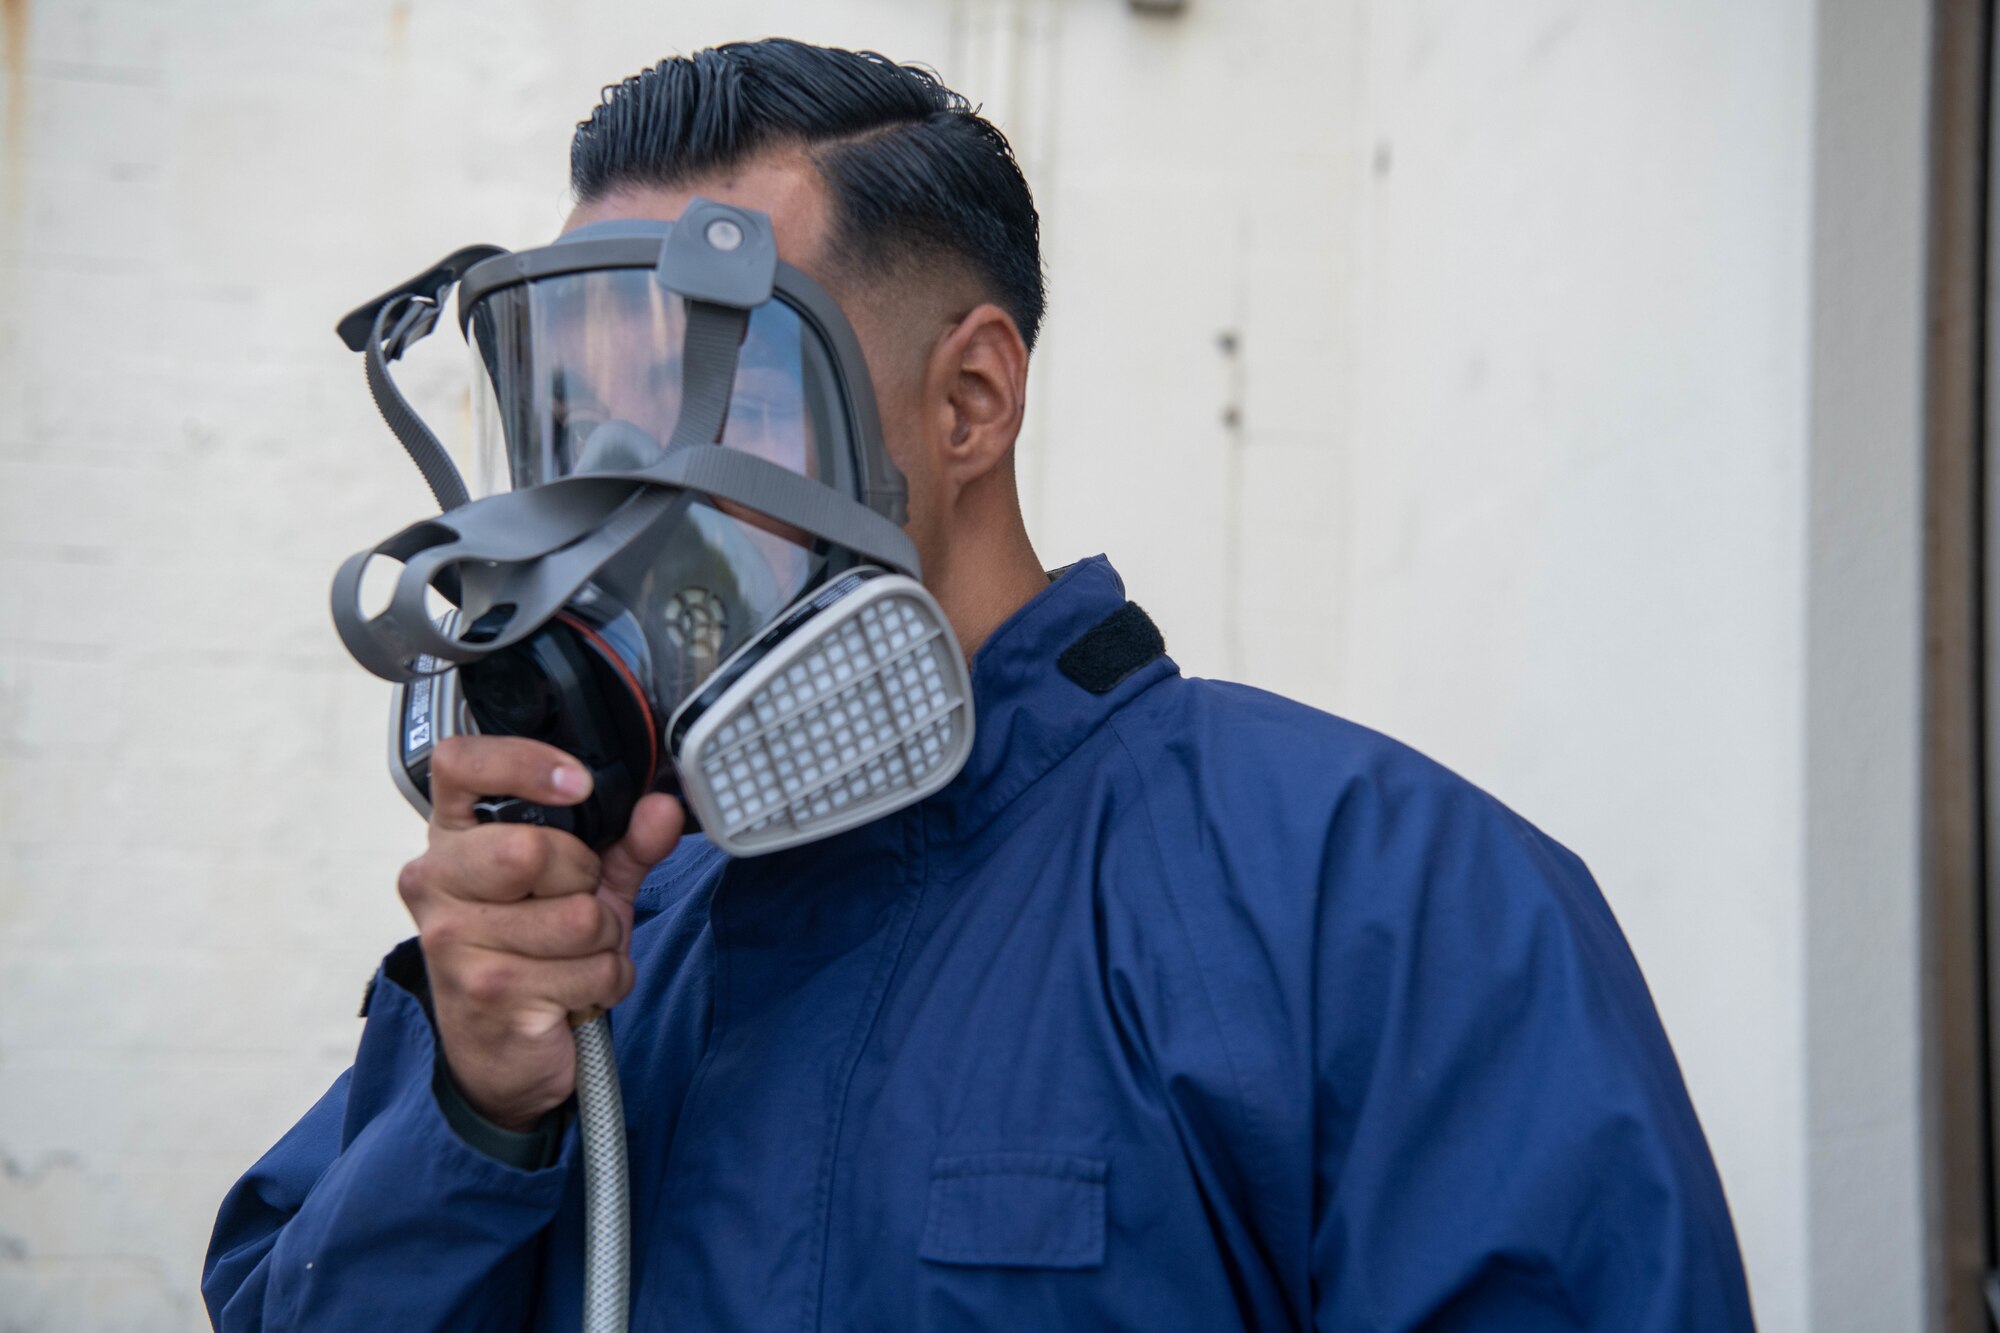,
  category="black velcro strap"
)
[1057,602,1165,694]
